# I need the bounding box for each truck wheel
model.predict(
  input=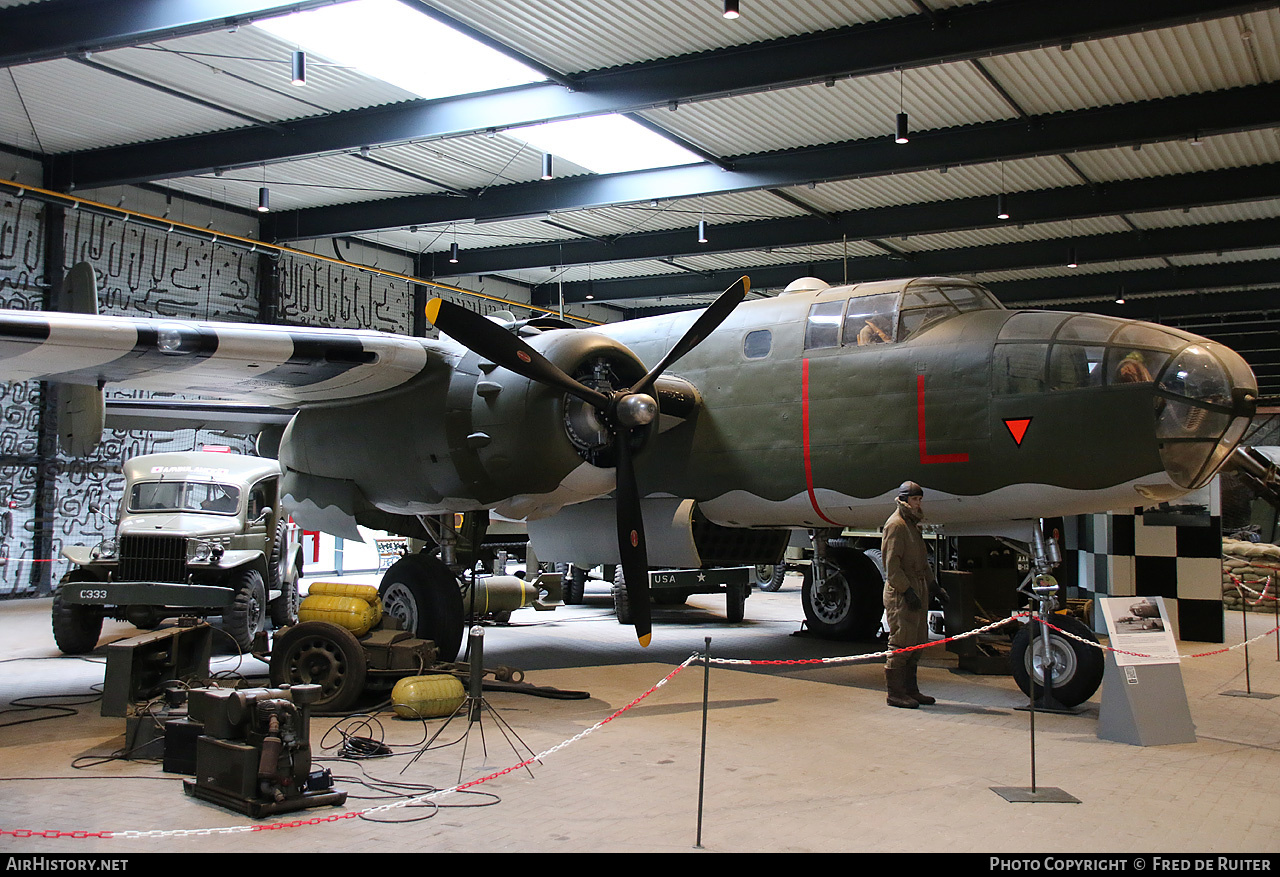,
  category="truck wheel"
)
[800,547,883,640]
[267,520,299,628]
[51,572,104,655]
[378,552,464,661]
[1011,616,1104,708]
[754,564,785,592]
[222,568,268,654]
[269,621,367,712]
[611,566,633,625]
[726,581,747,623]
